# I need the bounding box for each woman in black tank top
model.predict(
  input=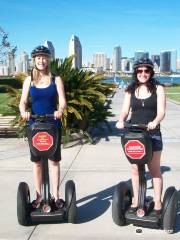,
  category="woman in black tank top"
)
[116,58,166,215]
